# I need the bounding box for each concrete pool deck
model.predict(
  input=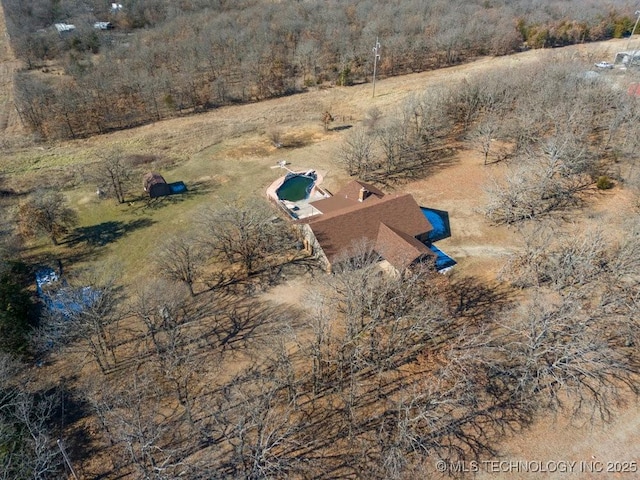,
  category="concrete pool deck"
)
[266,169,330,219]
